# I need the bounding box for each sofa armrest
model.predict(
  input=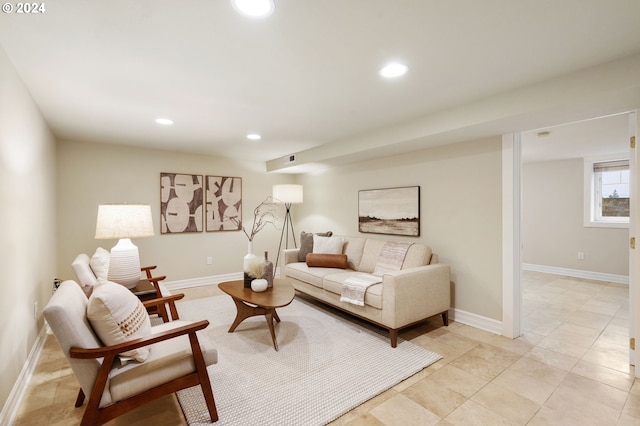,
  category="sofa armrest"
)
[282,248,300,266]
[380,264,451,328]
